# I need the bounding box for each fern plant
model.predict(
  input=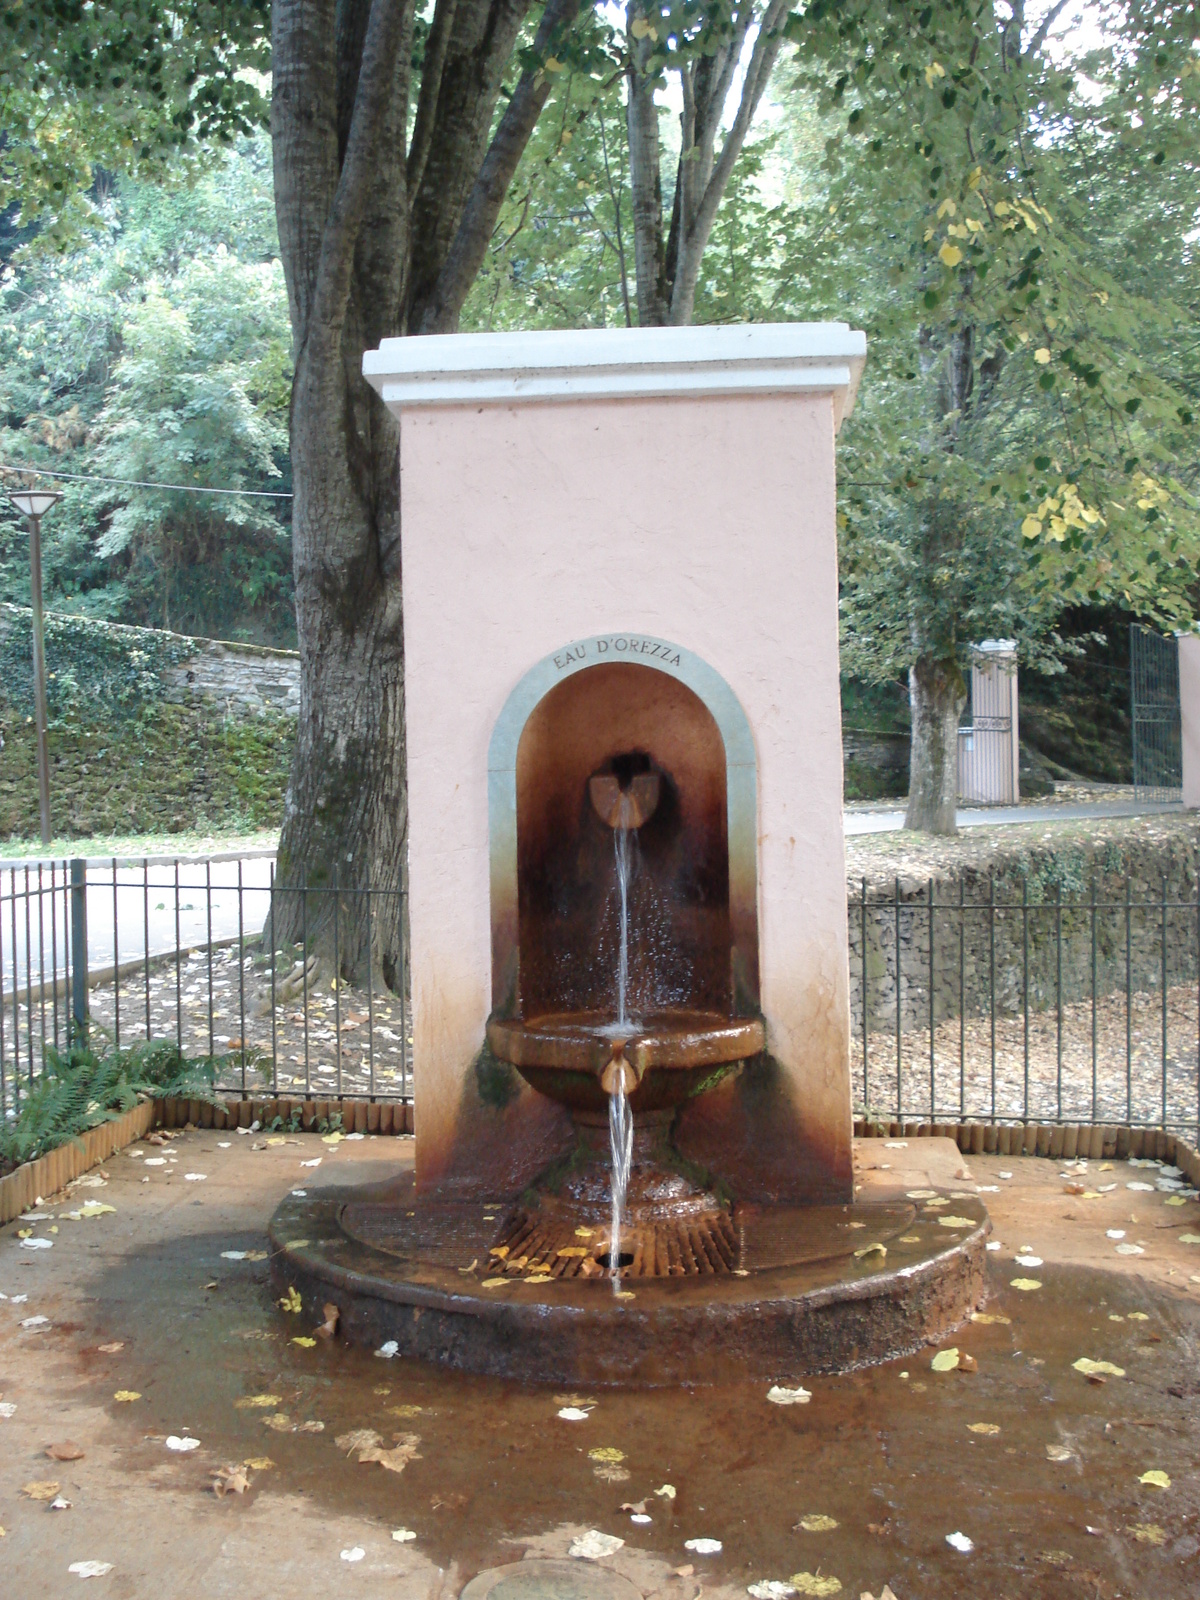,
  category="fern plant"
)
[0,1035,228,1176]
